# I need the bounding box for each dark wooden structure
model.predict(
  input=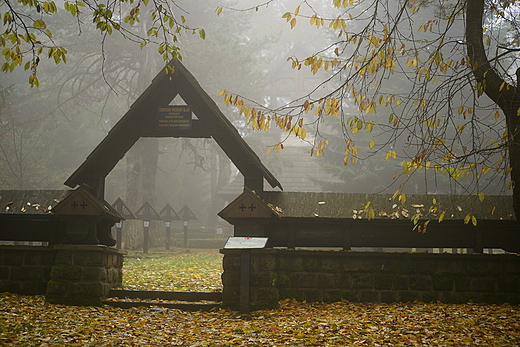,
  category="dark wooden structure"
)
[219,190,520,253]
[64,59,282,199]
[0,190,69,244]
[0,186,121,246]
